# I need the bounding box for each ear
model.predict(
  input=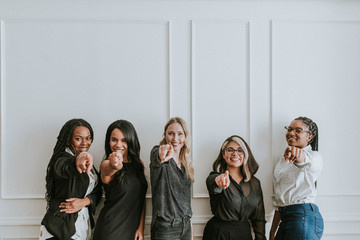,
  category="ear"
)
[307,134,313,143]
